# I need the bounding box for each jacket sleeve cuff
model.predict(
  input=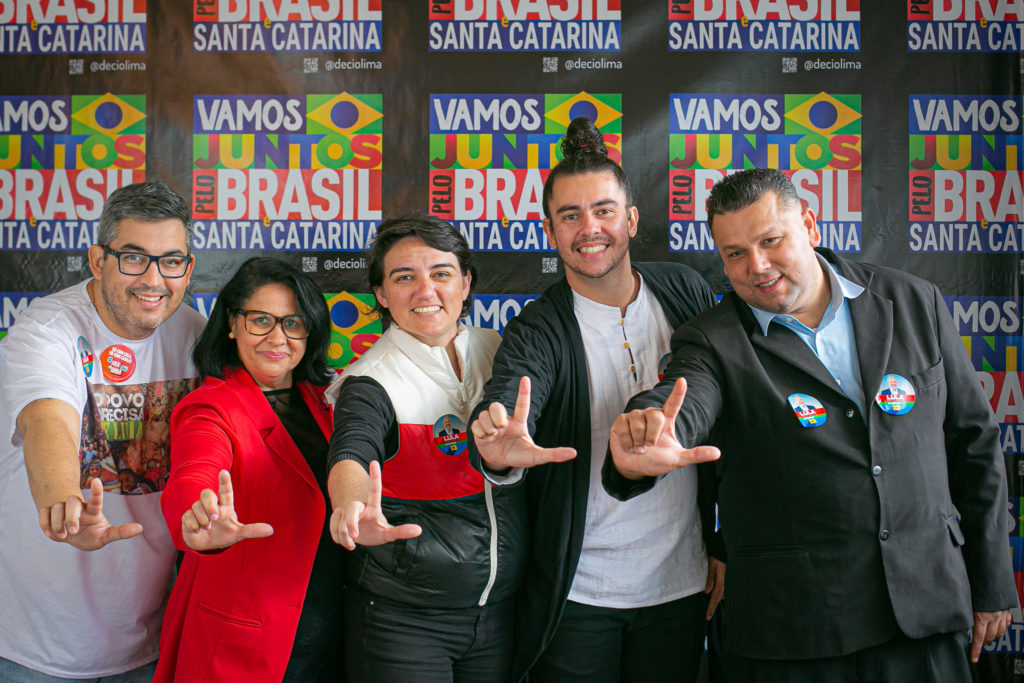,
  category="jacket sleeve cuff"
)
[600,447,657,501]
